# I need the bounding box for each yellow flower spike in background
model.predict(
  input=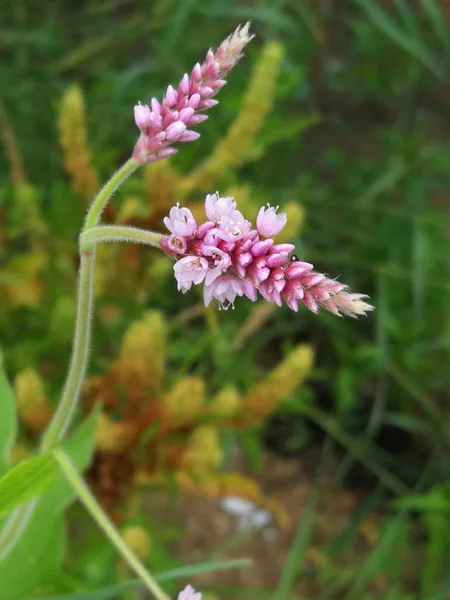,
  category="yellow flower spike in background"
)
[118,311,166,392]
[241,344,314,422]
[117,196,151,224]
[207,386,241,418]
[58,84,99,200]
[14,369,53,434]
[163,376,205,425]
[275,201,305,243]
[182,41,285,193]
[1,252,48,308]
[144,160,184,226]
[182,426,222,474]
[121,526,152,560]
[95,412,134,454]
